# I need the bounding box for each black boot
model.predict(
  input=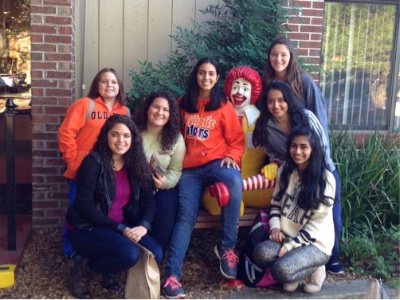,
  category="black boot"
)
[101,272,121,292]
[69,259,95,299]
